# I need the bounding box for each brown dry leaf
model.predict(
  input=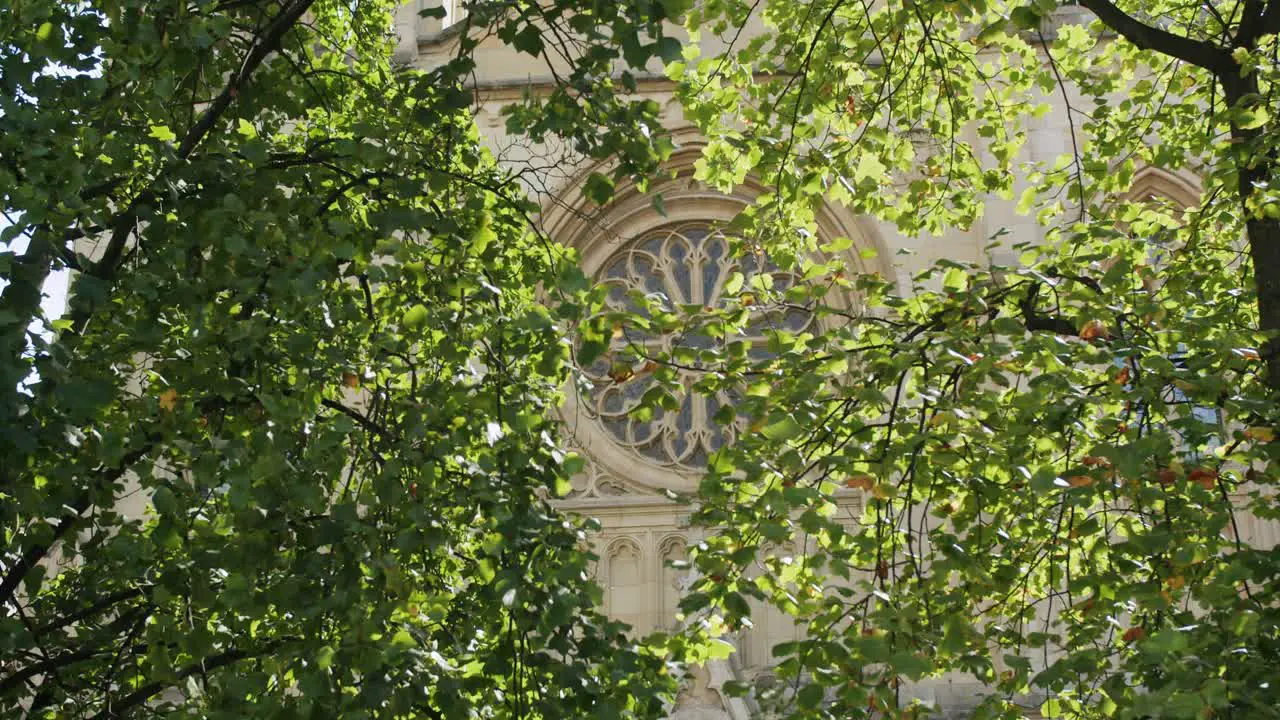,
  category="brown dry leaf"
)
[846,474,875,491]
[159,388,179,411]
[607,363,634,384]
[1188,467,1219,489]
[1079,319,1108,341]
[1245,426,1276,443]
